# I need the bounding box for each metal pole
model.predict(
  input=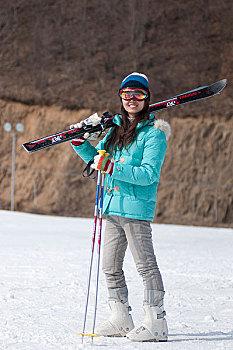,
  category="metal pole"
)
[34,178,37,207]
[92,172,105,341]
[11,131,16,211]
[214,189,218,222]
[81,170,101,343]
